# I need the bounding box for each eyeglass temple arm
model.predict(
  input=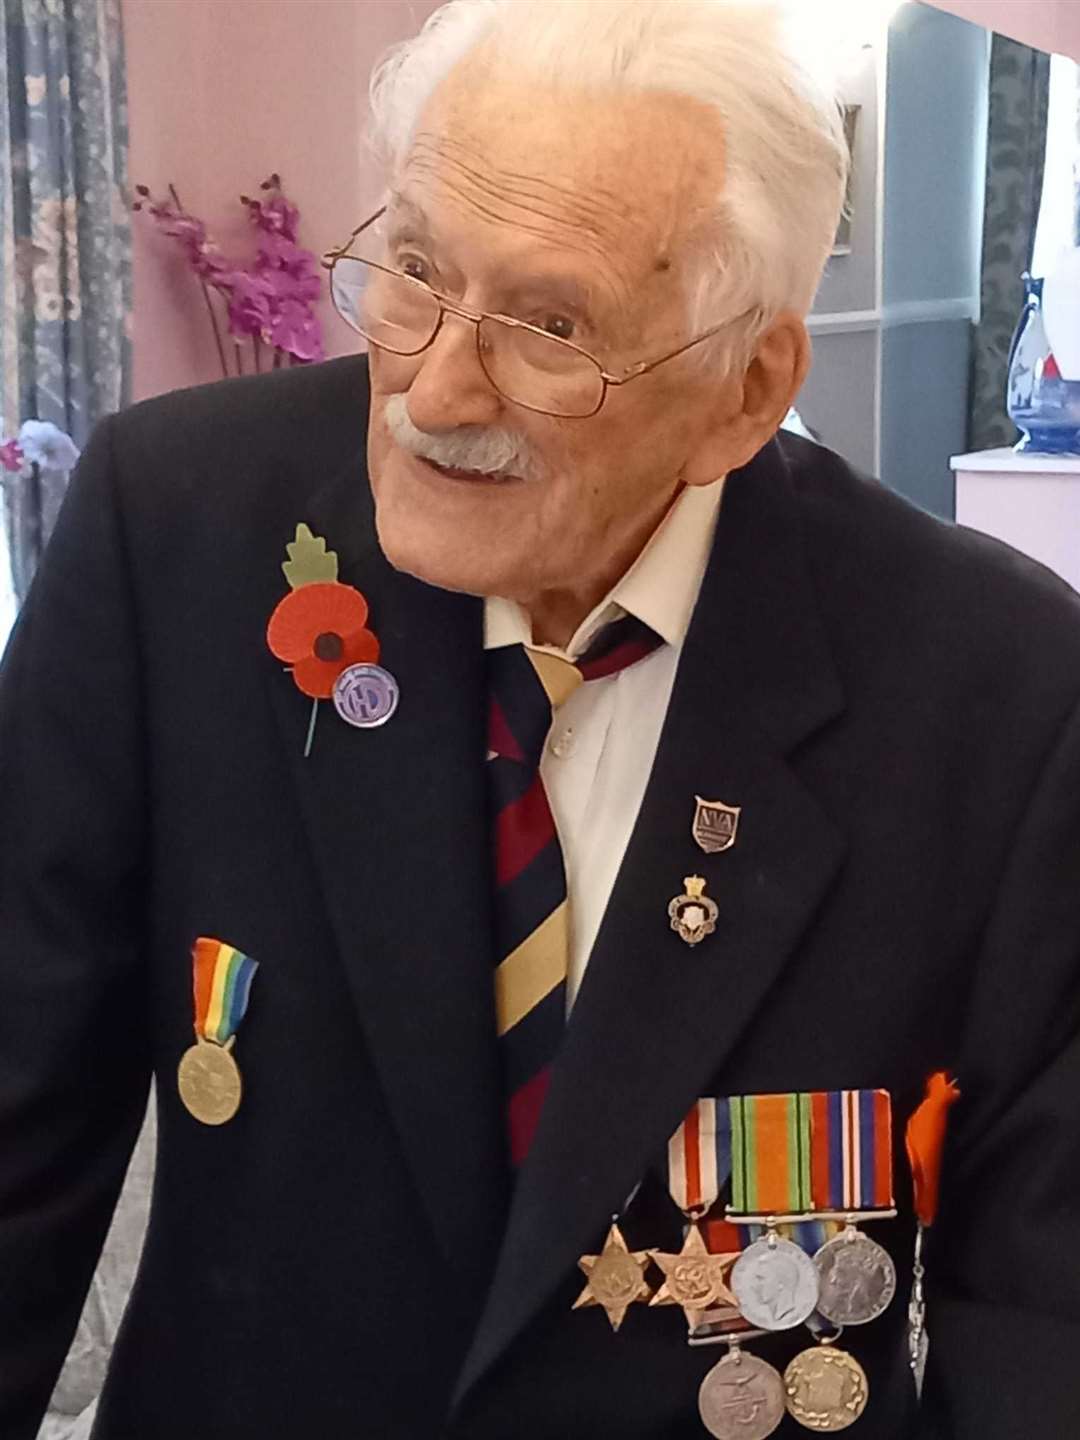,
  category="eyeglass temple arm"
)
[322,205,388,267]
[598,304,763,386]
